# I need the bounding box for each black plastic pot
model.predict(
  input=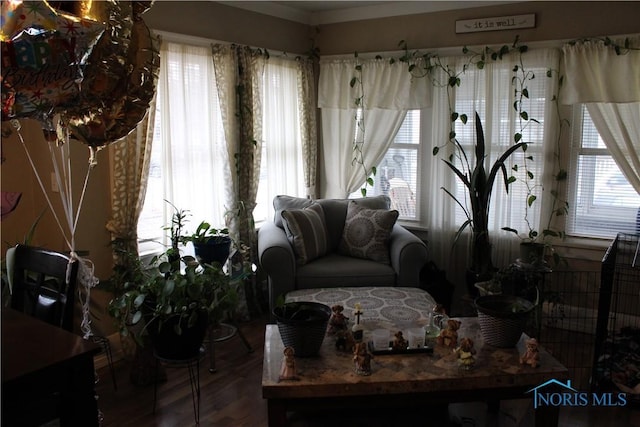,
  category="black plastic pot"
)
[193,237,231,266]
[273,302,331,357]
[148,312,208,360]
